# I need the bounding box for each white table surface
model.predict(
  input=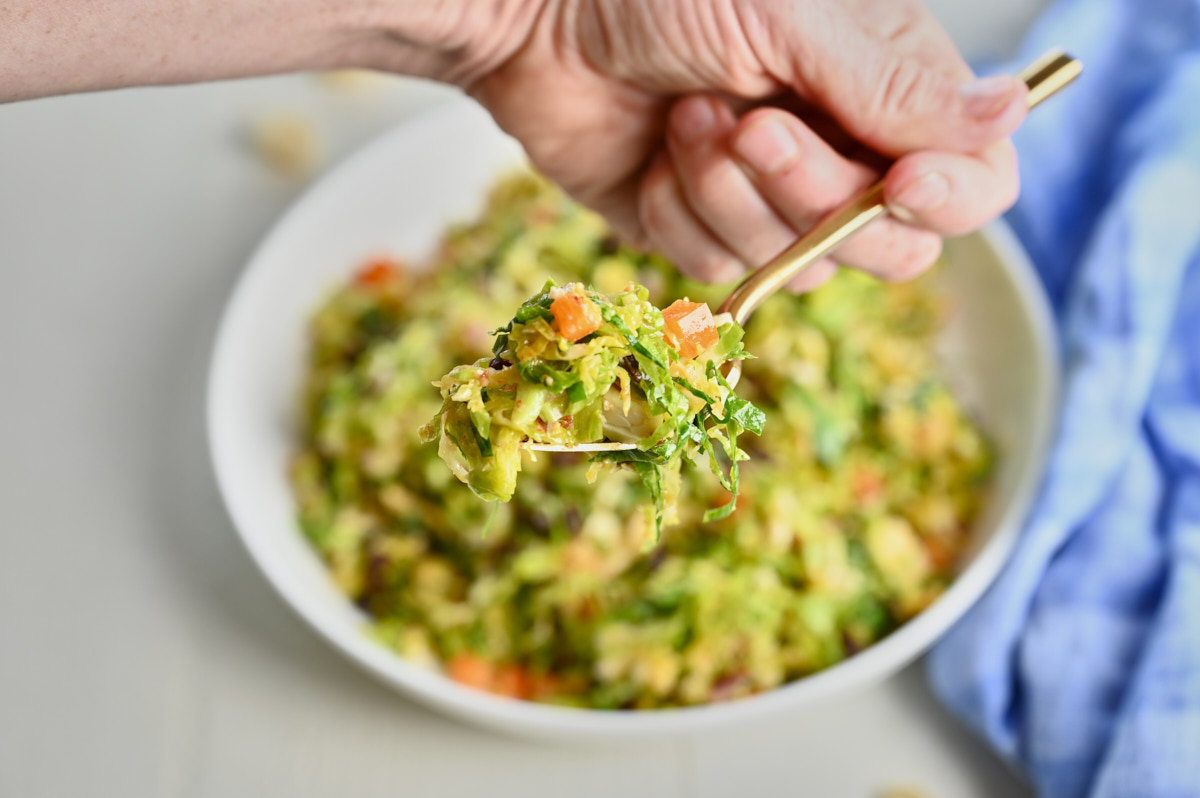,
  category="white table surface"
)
[0,3,1048,795]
